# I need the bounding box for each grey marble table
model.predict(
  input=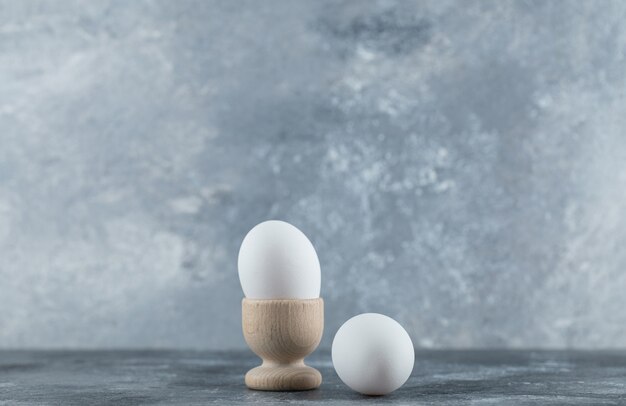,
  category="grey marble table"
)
[1,350,625,405]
